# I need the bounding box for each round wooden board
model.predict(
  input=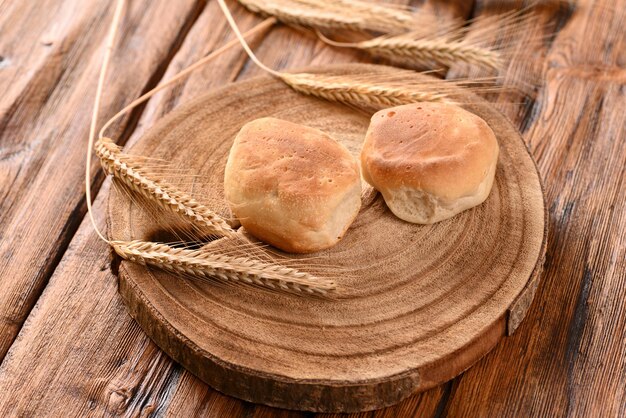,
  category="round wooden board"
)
[107,64,547,413]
